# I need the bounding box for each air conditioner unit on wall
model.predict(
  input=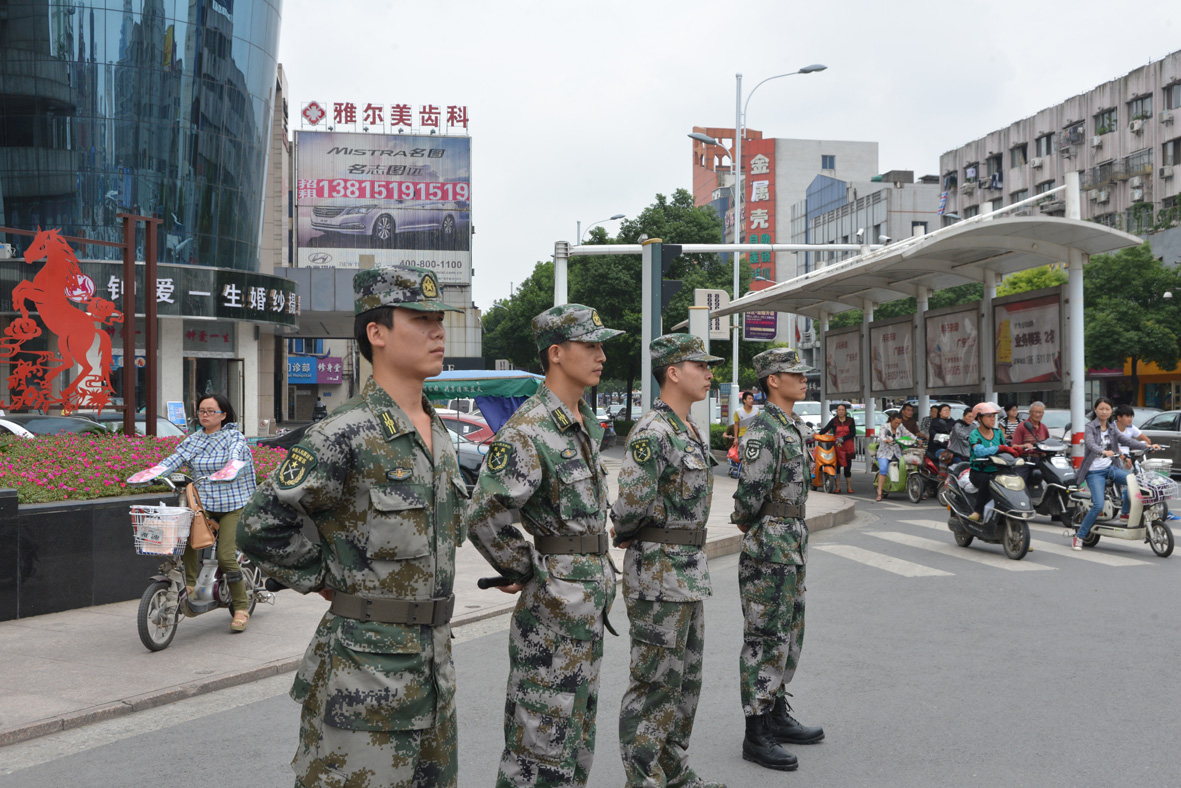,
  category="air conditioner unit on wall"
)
[1130,119,1145,133]
[1162,111,1175,124]
[1030,157,1044,169]
[1161,165,1176,179]
[1131,188,1145,202]
[1091,136,1103,148]
[1097,190,1110,203]
[1130,176,1143,188]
